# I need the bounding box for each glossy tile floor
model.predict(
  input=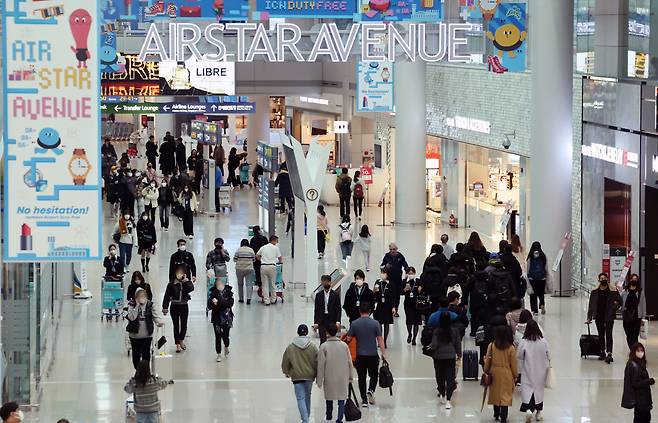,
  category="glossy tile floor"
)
[32,188,650,422]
